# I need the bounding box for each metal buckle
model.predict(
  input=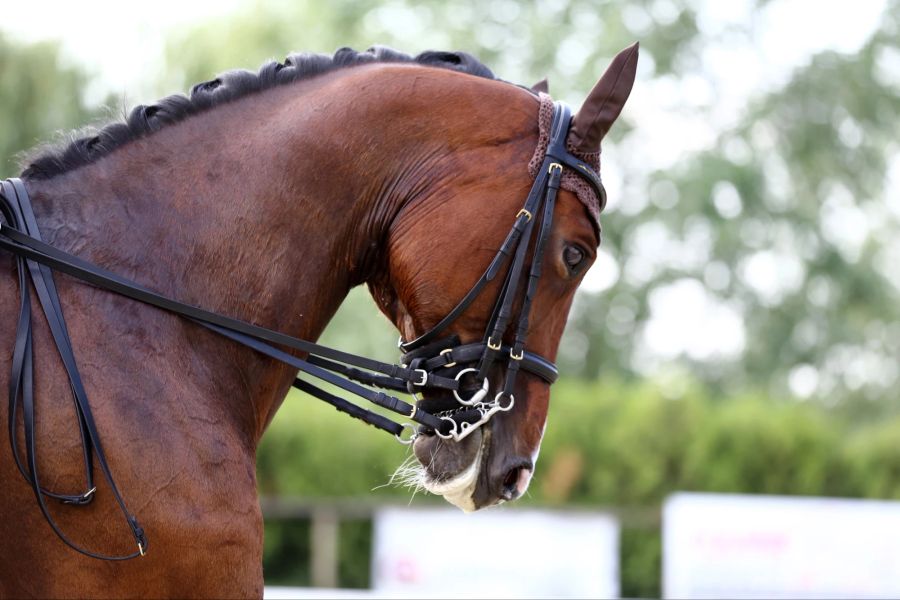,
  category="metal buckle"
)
[411,368,427,387]
[487,337,502,351]
[138,541,146,557]
[61,485,97,506]
[516,208,532,222]
[548,162,563,175]
[439,348,456,368]
[510,348,524,361]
